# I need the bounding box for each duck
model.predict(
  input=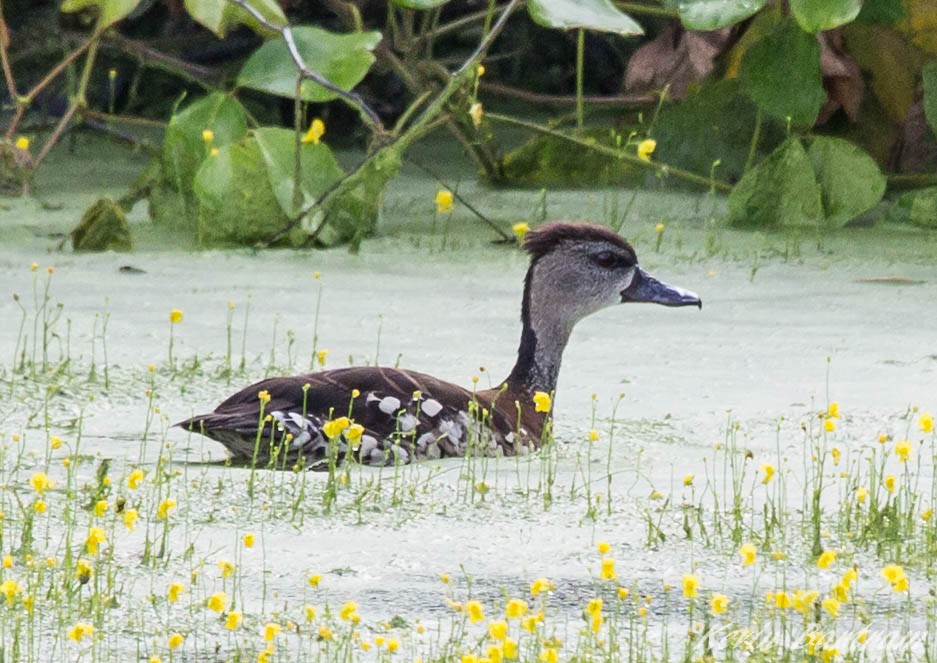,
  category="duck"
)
[176,222,701,469]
